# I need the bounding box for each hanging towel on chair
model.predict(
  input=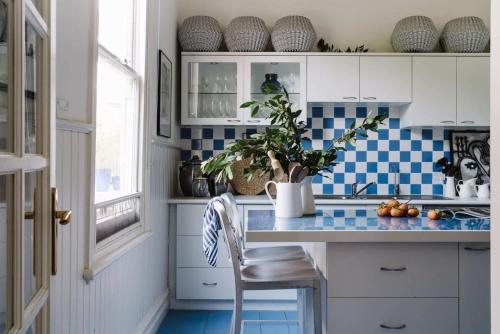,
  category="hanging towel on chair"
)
[203,197,224,267]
